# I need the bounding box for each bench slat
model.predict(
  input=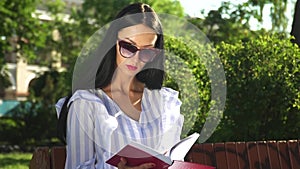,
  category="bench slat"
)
[225,142,240,169]
[257,141,270,169]
[214,143,227,169]
[187,144,207,164]
[203,143,215,166]
[29,147,50,169]
[235,142,248,169]
[51,146,66,169]
[277,141,291,169]
[247,141,260,169]
[267,140,281,168]
[287,140,300,169]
